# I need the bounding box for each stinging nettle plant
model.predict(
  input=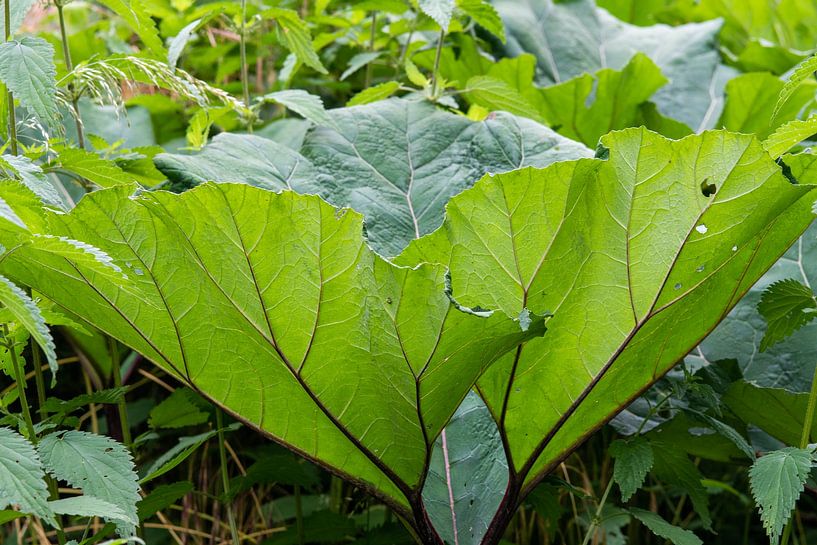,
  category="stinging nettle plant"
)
[1,126,815,543]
